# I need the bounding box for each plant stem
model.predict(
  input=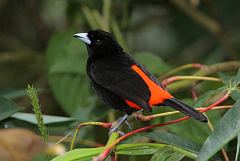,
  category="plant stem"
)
[161,76,221,87]
[93,132,119,161]
[111,19,129,51]
[27,85,48,142]
[70,122,112,150]
[167,61,240,92]
[95,92,230,160]
[221,149,230,161]
[102,0,111,31]
[82,6,99,29]
[160,63,204,79]
[191,87,198,100]
[92,10,105,29]
[135,105,232,122]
